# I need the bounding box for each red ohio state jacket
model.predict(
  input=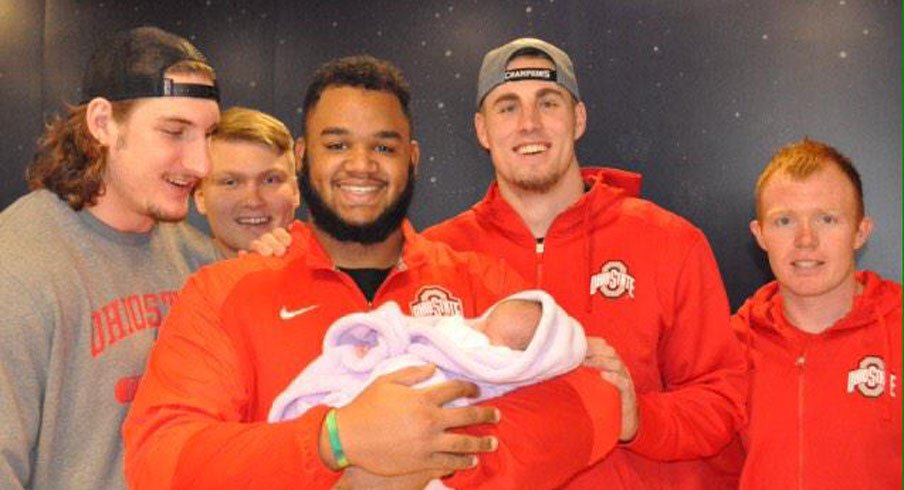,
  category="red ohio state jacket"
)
[123,220,620,490]
[424,167,748,489]
[732,270,902,490]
